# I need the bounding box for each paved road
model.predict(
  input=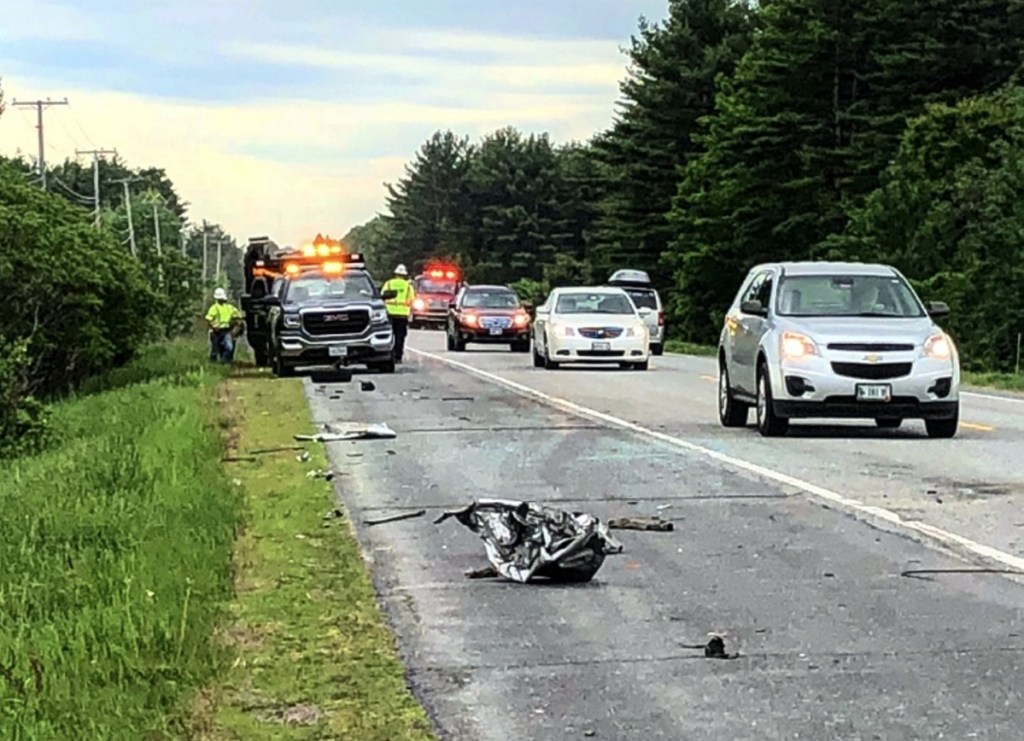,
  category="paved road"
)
[304,330,1024,740]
